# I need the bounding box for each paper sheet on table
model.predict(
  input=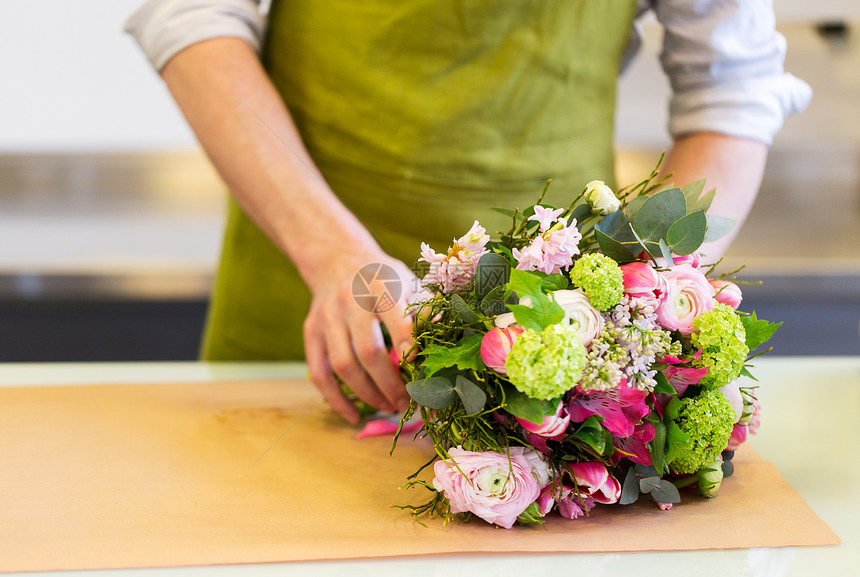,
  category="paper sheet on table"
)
[0,379,840,572]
